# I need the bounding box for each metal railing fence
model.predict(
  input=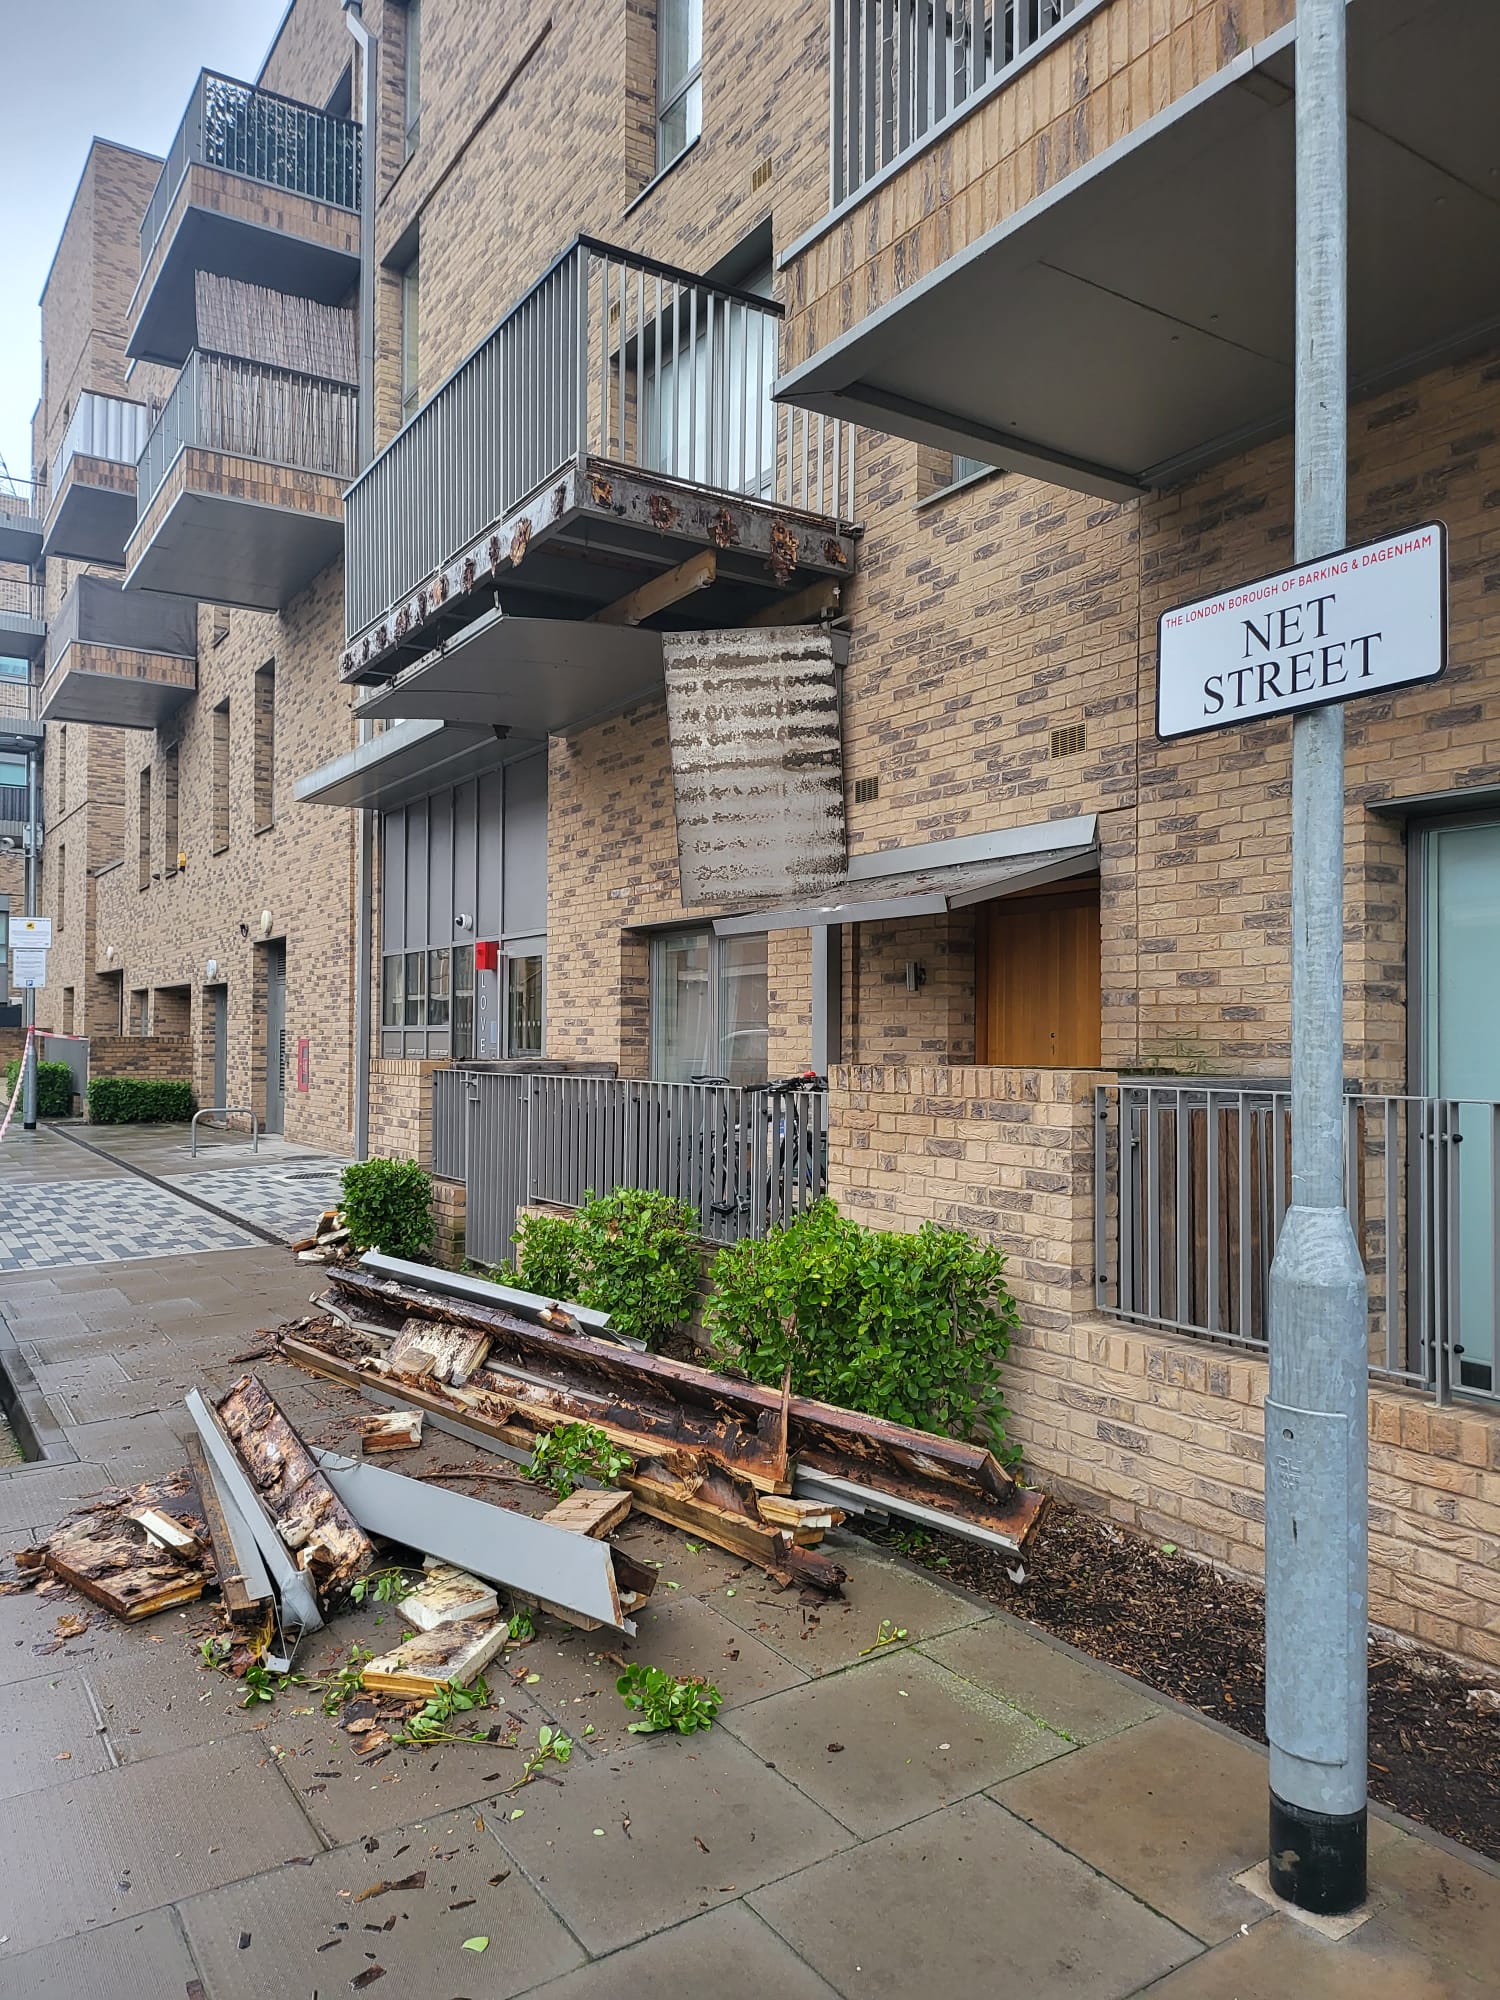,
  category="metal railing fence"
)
[432,1067,829,1264]
[0,676,39,733]
[142,69,361,258]
[0,477,44,526]
[344,236,857,641]
[0,577,43,622]
[52,393,153,493]
[1094,1080,1500,1406]
[830,0,1087,206]
[137,352,359,518]
[0,784,28,823]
